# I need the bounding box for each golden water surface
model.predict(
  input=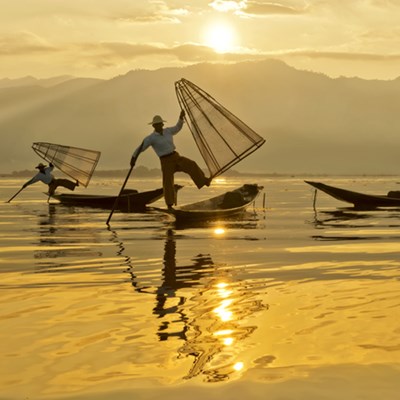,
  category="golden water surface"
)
[0,176,399,400]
